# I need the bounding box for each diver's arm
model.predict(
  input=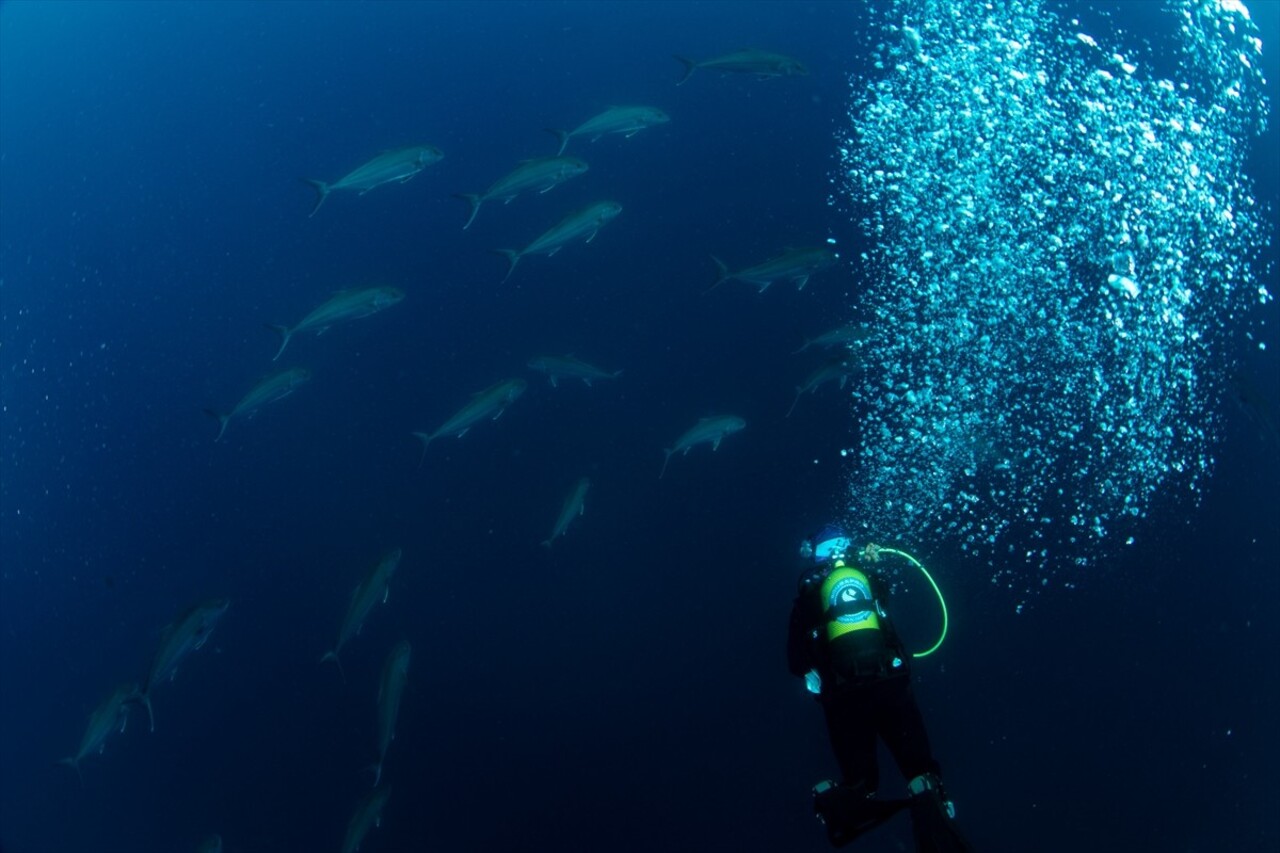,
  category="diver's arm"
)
[787,596,819,676]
